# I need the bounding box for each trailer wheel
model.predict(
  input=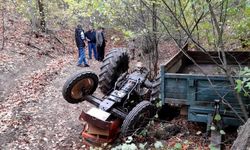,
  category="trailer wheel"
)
[121,101,156,136]
[151,75,160,101]
[99,48,129,95]
[62,71,98,104]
